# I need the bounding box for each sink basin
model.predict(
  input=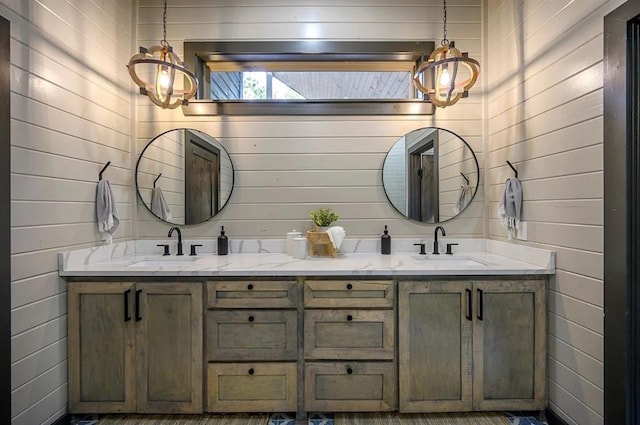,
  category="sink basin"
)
[412,256,486,266]
[127,257,200,268]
